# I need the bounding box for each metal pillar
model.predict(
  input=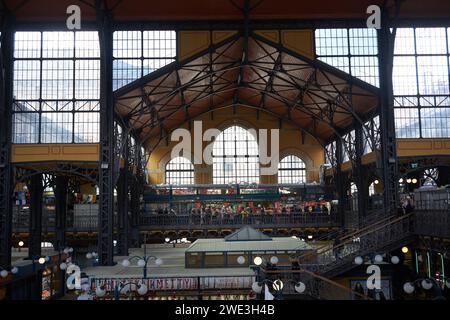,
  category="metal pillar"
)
[129,177,141,248]
[28,174,43,259]
[377,8,399,216]
[335,141,346,228]
[0,17,14,269]
[96,0,115,265]
[117,167,129,256]
[54,176,68,251]
[354,122,368,226]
